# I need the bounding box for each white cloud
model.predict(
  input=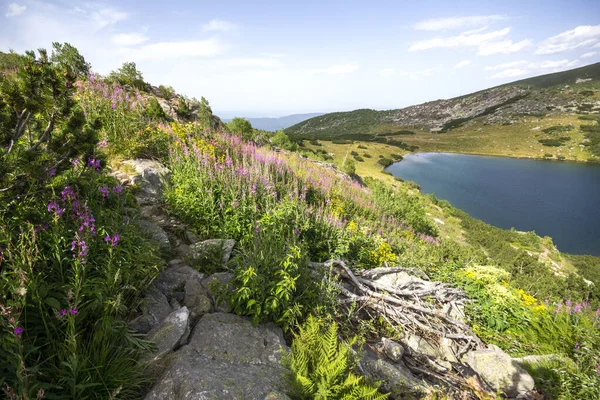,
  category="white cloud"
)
[88,7,128,30]
[489,59,579,79]
[594,43,600,49]
[536,25,600,54]
[485,60,528,70]
[379,68,395,77]
[581,51,598,58]
[202,19,237,32]
[397,65,442,80]
[491,68,529,79]
[477,39,532,55]
[454,60,471,68]
[409,27,511,51]
[221,58,283,68]
[6,2,26,17]
[112,33,149,46]
[131,39,225,60]
[312,64,359,75]
[414,15,505,31]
